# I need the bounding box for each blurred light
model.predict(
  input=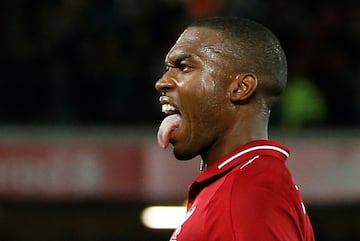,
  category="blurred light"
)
[141,206,186,229]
